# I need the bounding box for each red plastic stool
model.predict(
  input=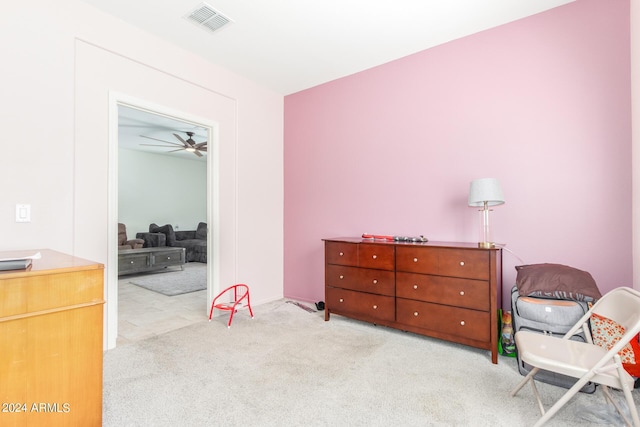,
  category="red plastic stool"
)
[208,284,254,327]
